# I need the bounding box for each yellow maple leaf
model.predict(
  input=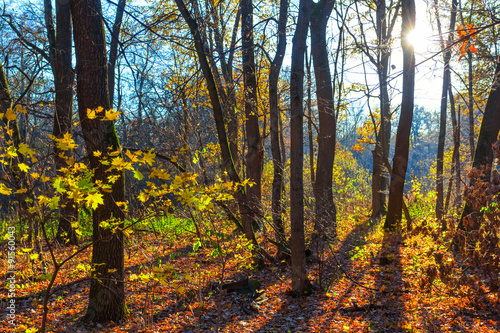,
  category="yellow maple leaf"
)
[110,156,132,170]
[65,156,75,166]
[6,146,17,158]
[0,183,12,195]
[4,108,16,121]
[18,163,30,172]
[142,149,156,166]
[125,149,139,162]
[68,189,83,201]
[13,324,27,332]
[138,192,149,202]
[18,143,35,157]
[103,109,121,121]
[87,108,97,120]
[86,192,104,210]
[56,132,78,151]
